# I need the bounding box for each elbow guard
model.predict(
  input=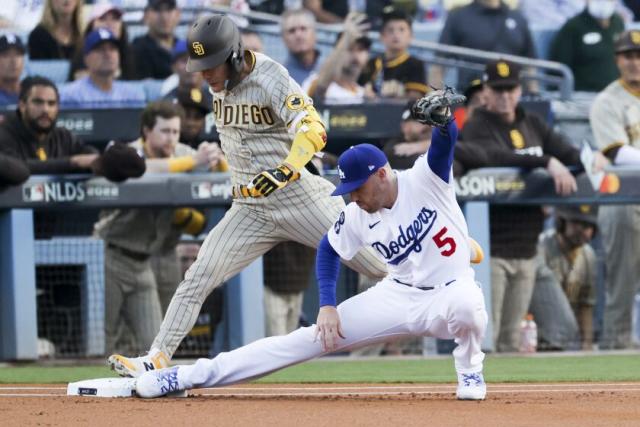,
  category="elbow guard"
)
[284,106,327,172]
